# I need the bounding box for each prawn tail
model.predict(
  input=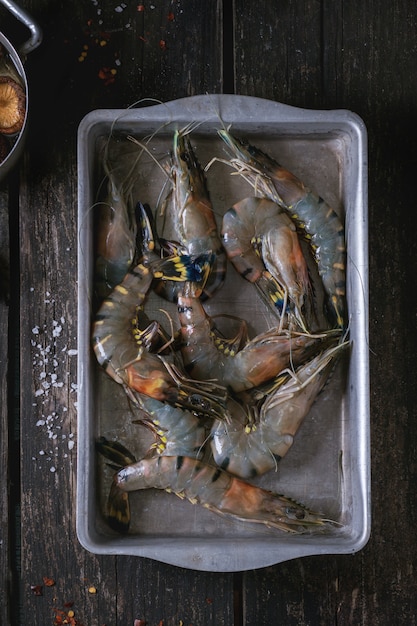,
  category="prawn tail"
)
[136,202,215,285]
[136,202,183,303]
[107,480,131,533]
[96,437,137,533]
[135,201,160,264]
[254,272,297,329]
[325,293,346,331]
[153,252,215,286]
[96,436,137,467]
[135,202,217,300]
[200,251,228,301]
